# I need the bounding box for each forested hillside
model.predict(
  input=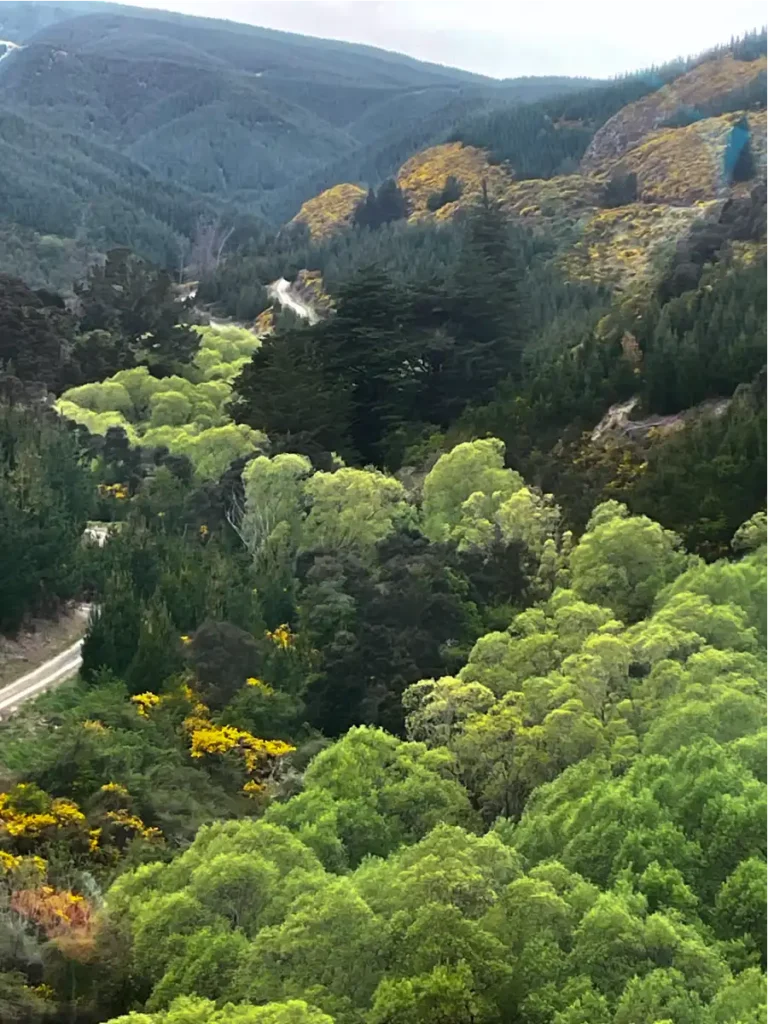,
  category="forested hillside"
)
[0,2,106,40]
[0,15,765,1024]
[0,0,590,275]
